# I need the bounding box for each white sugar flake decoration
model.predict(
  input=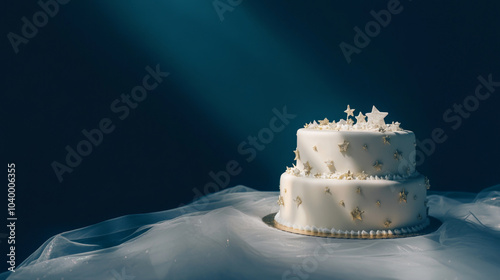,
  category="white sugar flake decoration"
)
[303,105,403,132]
